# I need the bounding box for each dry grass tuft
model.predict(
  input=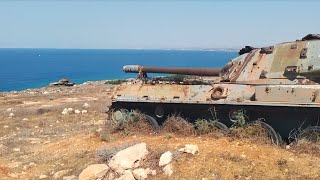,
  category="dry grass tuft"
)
[161,115,194,136]
[290,141,320,157]
[229,122,270,145]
